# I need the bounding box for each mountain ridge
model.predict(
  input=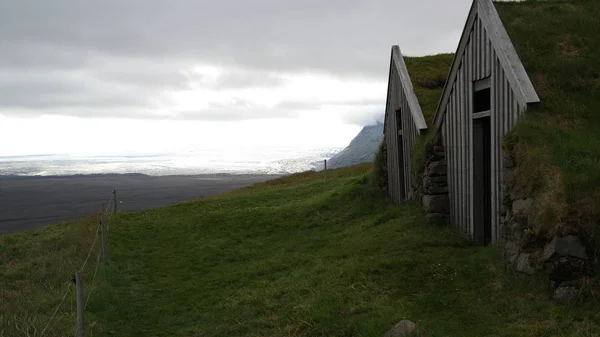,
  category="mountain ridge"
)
[327,122,383,169]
